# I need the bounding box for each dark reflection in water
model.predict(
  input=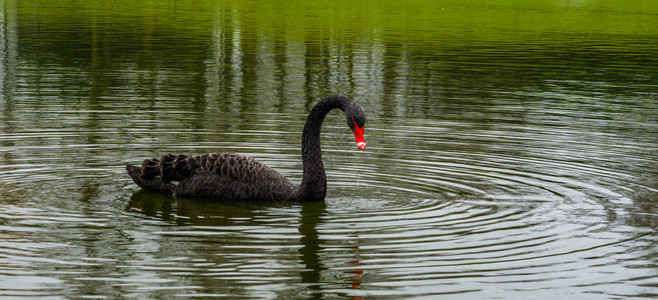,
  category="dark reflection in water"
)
[298,201,326,293]
[125,191,336,298]
[0,0,657,298]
